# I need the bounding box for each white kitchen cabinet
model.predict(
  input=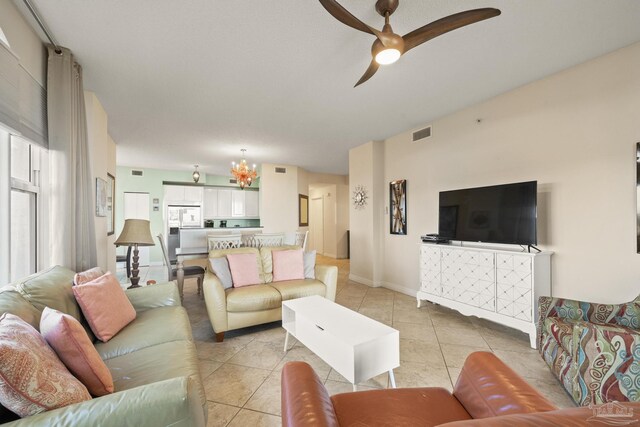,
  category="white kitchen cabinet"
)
[164,185,184,203]
[164,185,203,205]
[184,186,203,203]
[217,189,232,218]
[231,190,245,217]
[202,187,260,219]
[203,188,218,219]
[244,191,259,217]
